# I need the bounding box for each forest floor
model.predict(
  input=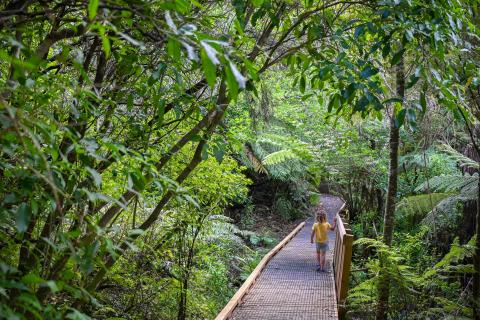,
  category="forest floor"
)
[247,204,306,240]
[249,194,343,242]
